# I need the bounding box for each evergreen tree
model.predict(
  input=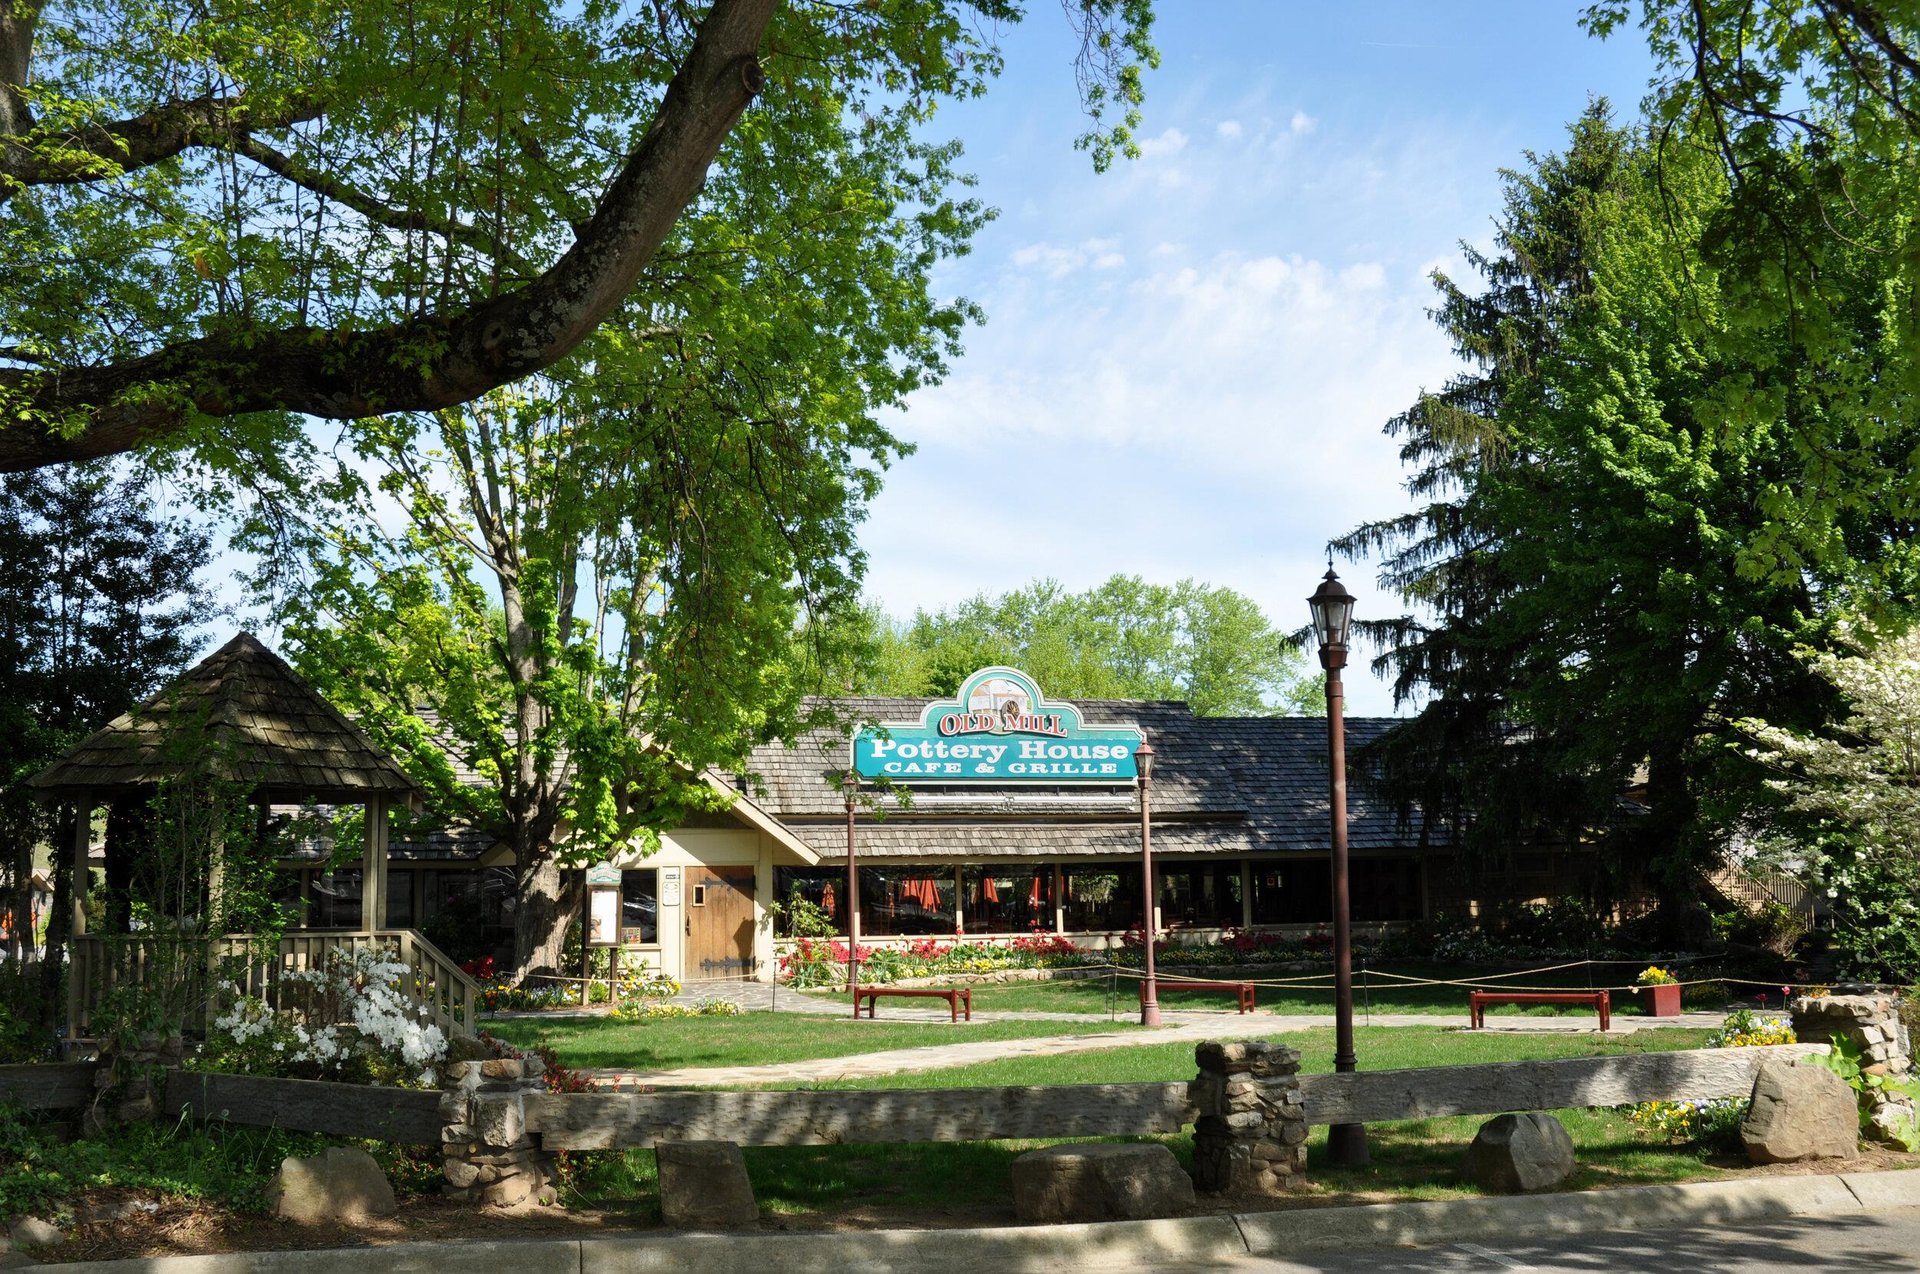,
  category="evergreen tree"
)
[1336,106,1901,933]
